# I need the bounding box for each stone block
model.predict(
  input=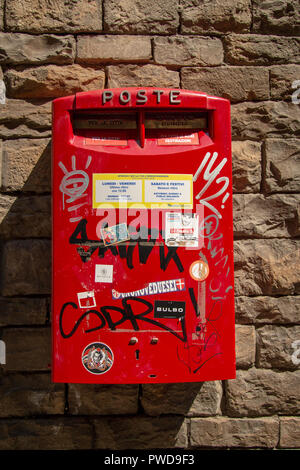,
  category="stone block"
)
[77,35,152,64]
[6,0,102,33]
[0,194,51,238]
[233,194,300,238]
[231,101,300,141]
[252,0,300,36]
[68,384,138,415]
[280,417,300,448]
[5,64,105,99]
[235,325,255,369]
[225,34,300,65]
[232,141,261,193]
[0,418,93,450]
[257,325,300,370]
[141,381,223,416]
[225,369,300,416]
[0,0,3,30]
[181,0,251,34]
[104,0,179,34]
[1,138,51,192]
[0,373,65,417]
[1,239,51,296]
[264,139,300,193]
[270,65,300,101]
[2,327,51,371]
[107,64,180,88]
[0,99,51,139]
[154,36,223,67]
[190,416,279,448]
[235,295,300,325]
[234,239,300,296]
[181,66,269,103]
[93,416,188,449]
[0,33,75,65]
[0,297,48,326]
